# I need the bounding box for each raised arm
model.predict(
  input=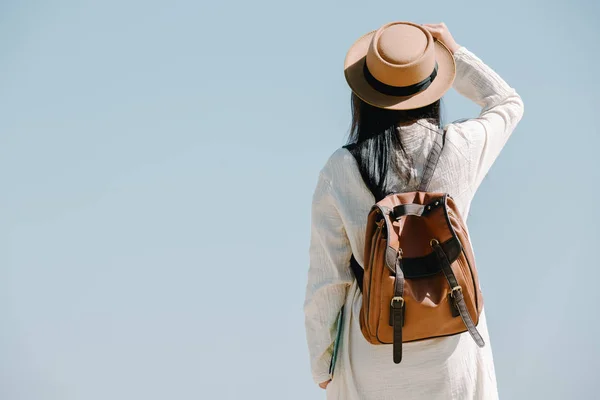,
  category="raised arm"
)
[423,23,525,190]
[451,47,524,189]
